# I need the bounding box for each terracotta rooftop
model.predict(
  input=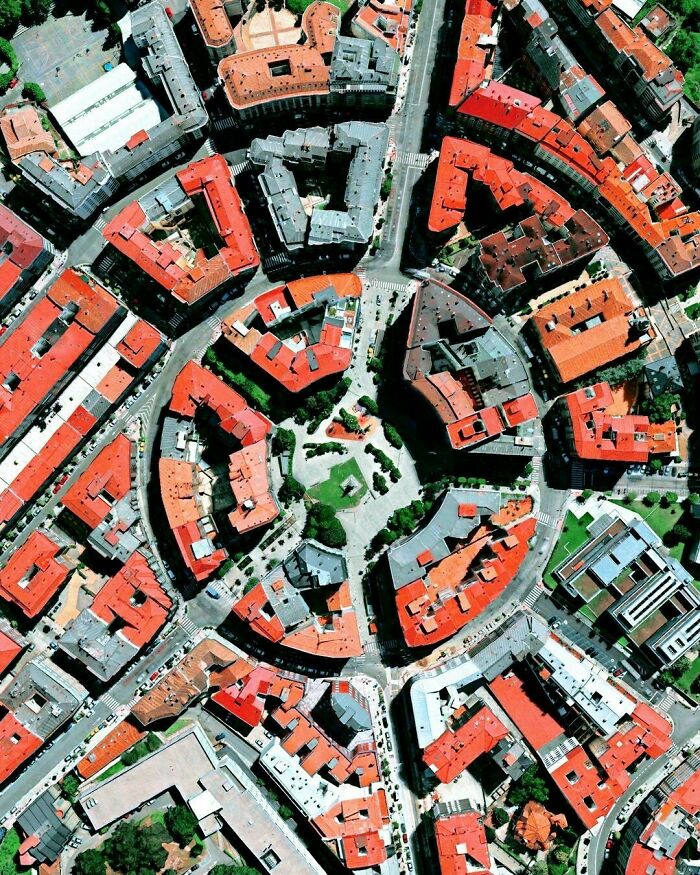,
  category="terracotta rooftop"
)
[190,0,235,48]
[222,274,362,393]
[0,530,70,619]
[352,0,412,55]
[423,705,509,784]
[61,434,132,530]
[435,810,491,875]
[0,106,55,163]
[531,277,654,383]
[219,2,338,110]
[103,155,258,306]
[564,381,677,463]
